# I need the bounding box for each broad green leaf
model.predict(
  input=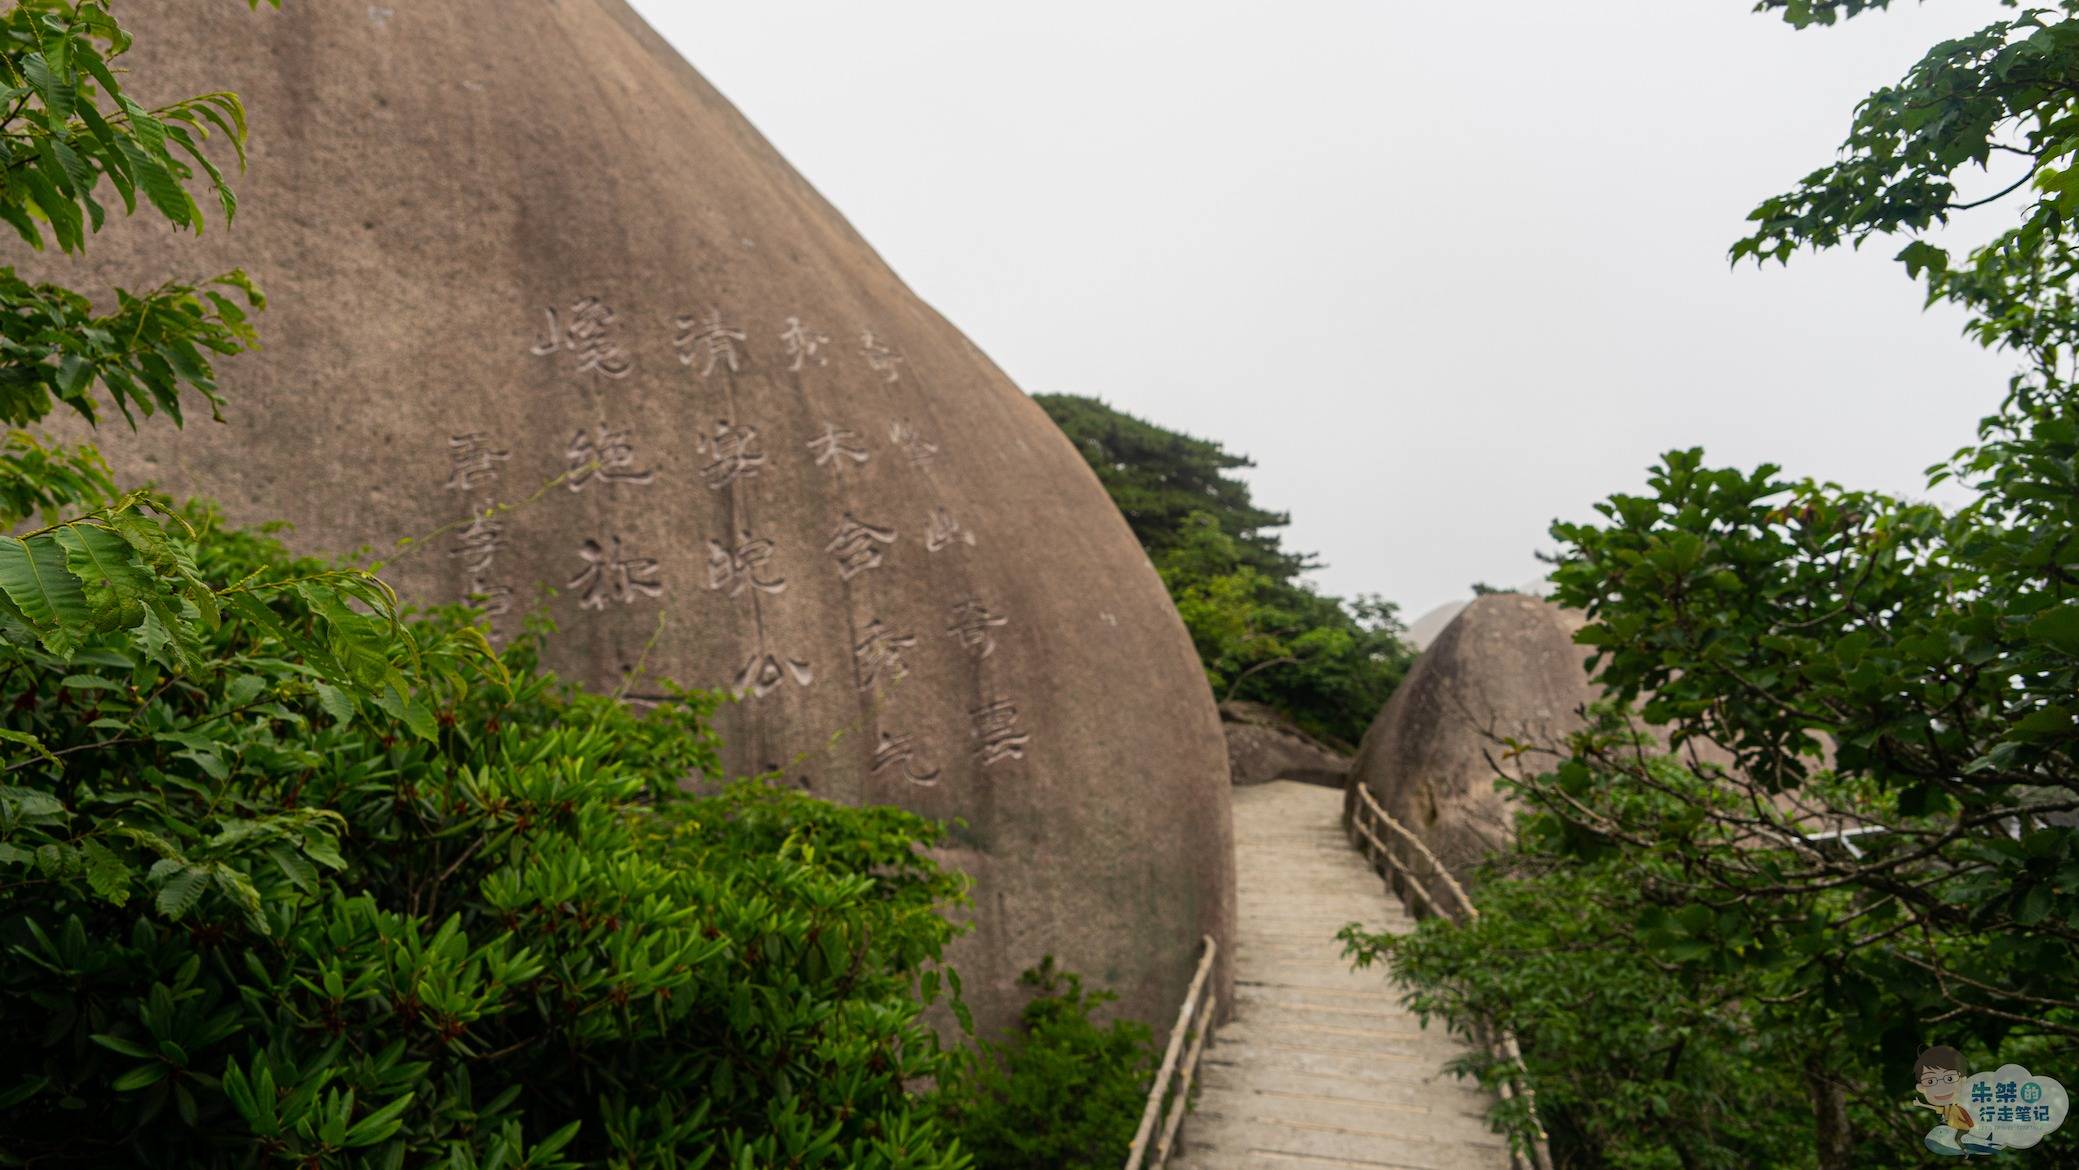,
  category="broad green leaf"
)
[0,534,89,653]
[54,521,155,629]
[154,866,207,920]
[0,728,58,766]
[81,839,129,906]
[110,1063,168,1092]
